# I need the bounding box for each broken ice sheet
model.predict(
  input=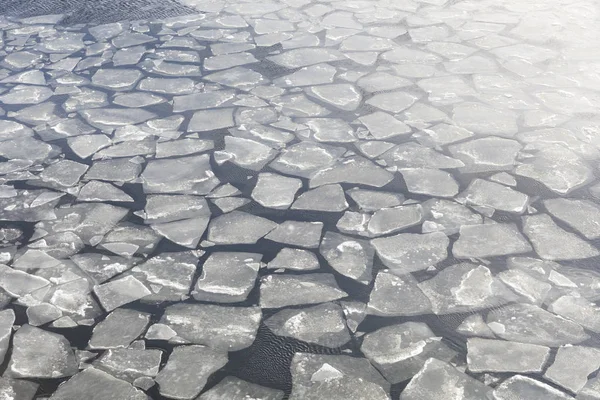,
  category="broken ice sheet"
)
[93,275,151,312]
[8,324,78,379]
[289,353,390,400]
[523,214,600,260]
[371,232,449,275]
[265,302,351,347]
[88,309,150,350]
[207,211,277,245]
[192,252,260,303]
[268,248,319,271]
[50,367,149,400]
[131,251,198,303]
[159,304,261,351]
[399,358,491,400]
[141,154,220,195]
[259,273,347,308]
[453,223,533,259]
[198,376,284,400]
[251,172,302,209]
[419,263,519,315]
[320,232,373,284]
[367,271,432,317]
[362,322,456,384]
[265,221,323,249]
[466,338,549,373]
